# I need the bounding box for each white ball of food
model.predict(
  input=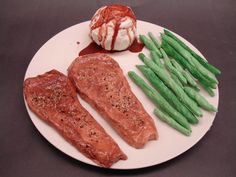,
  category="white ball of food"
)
[90,4,137,51]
